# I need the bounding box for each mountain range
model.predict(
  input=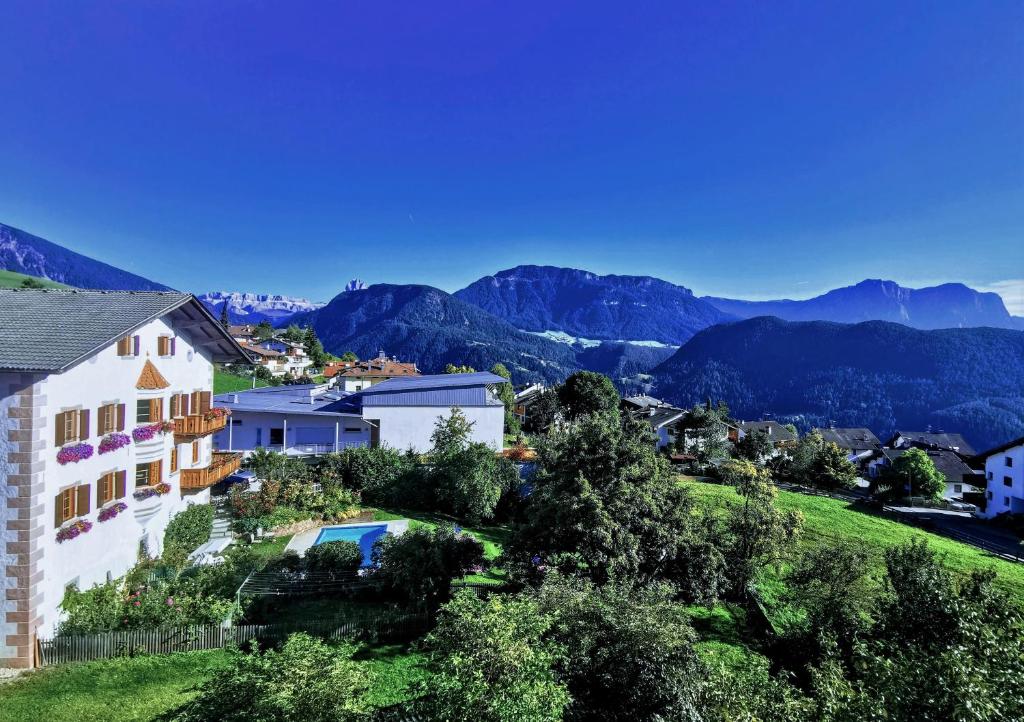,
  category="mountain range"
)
[652,316,1024,450]
[197,291,325,325]
[0,222,169,291]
